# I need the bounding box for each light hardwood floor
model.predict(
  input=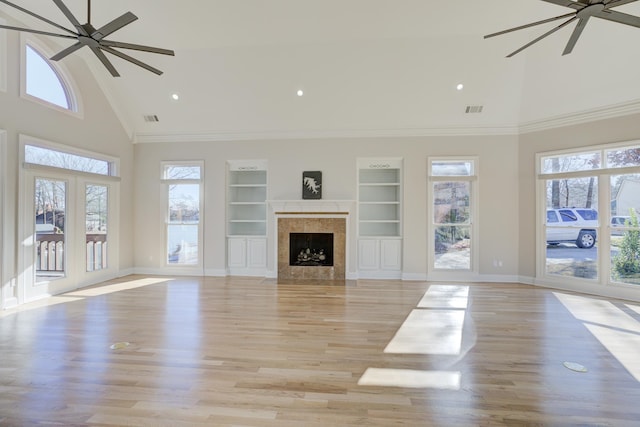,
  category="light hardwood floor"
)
[1,276,640,426]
